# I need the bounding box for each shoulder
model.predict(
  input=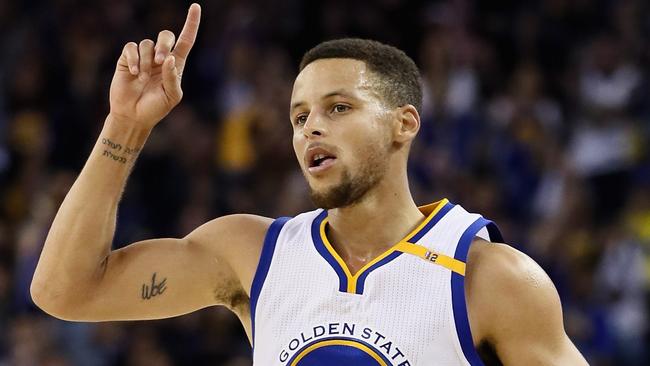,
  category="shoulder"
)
[465,239,562,345]
[187,214,274,247]
[185,214,275,296]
